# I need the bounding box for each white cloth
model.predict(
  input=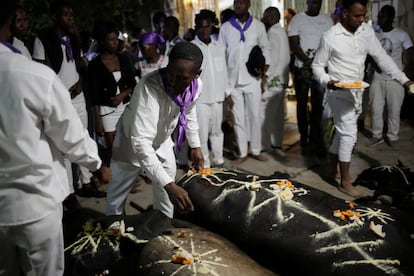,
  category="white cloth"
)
[192,36,229,167]
[370,27,413,141]
[219,17,270,88]
[219,17,270,157]
[192,36,231,103]
[107,71,202,217]
[0,44,101,226]
[312,22,410,161]
[287,11,333,68]
[100,71,125,132]
[33,36,93,186]
[0,205,63,276]
[138,55,168,77]
[12,37,31,60]
[374,27,413,80]
[267,23,291,86]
